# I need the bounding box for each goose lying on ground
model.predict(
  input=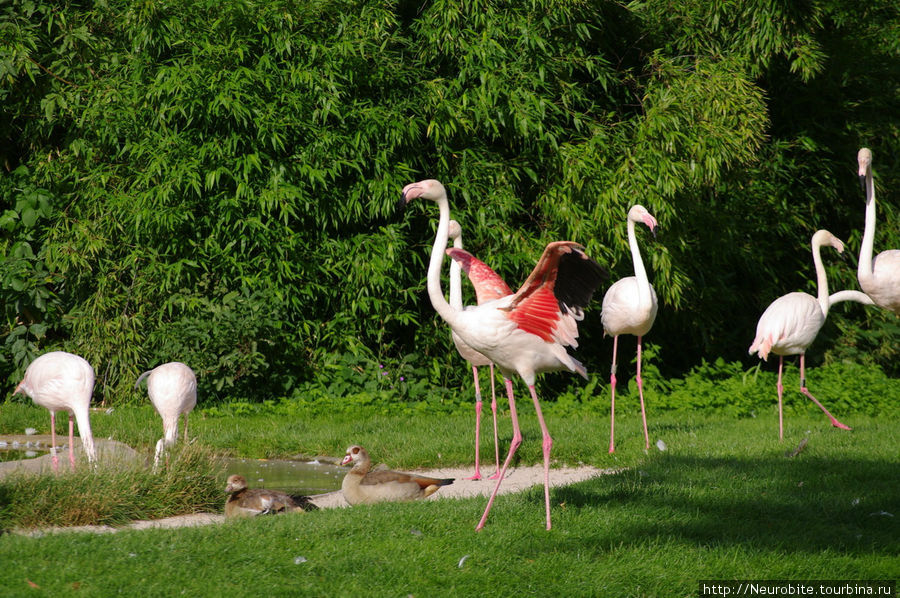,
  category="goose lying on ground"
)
[224,474,316,518]
[340,445,454,506]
